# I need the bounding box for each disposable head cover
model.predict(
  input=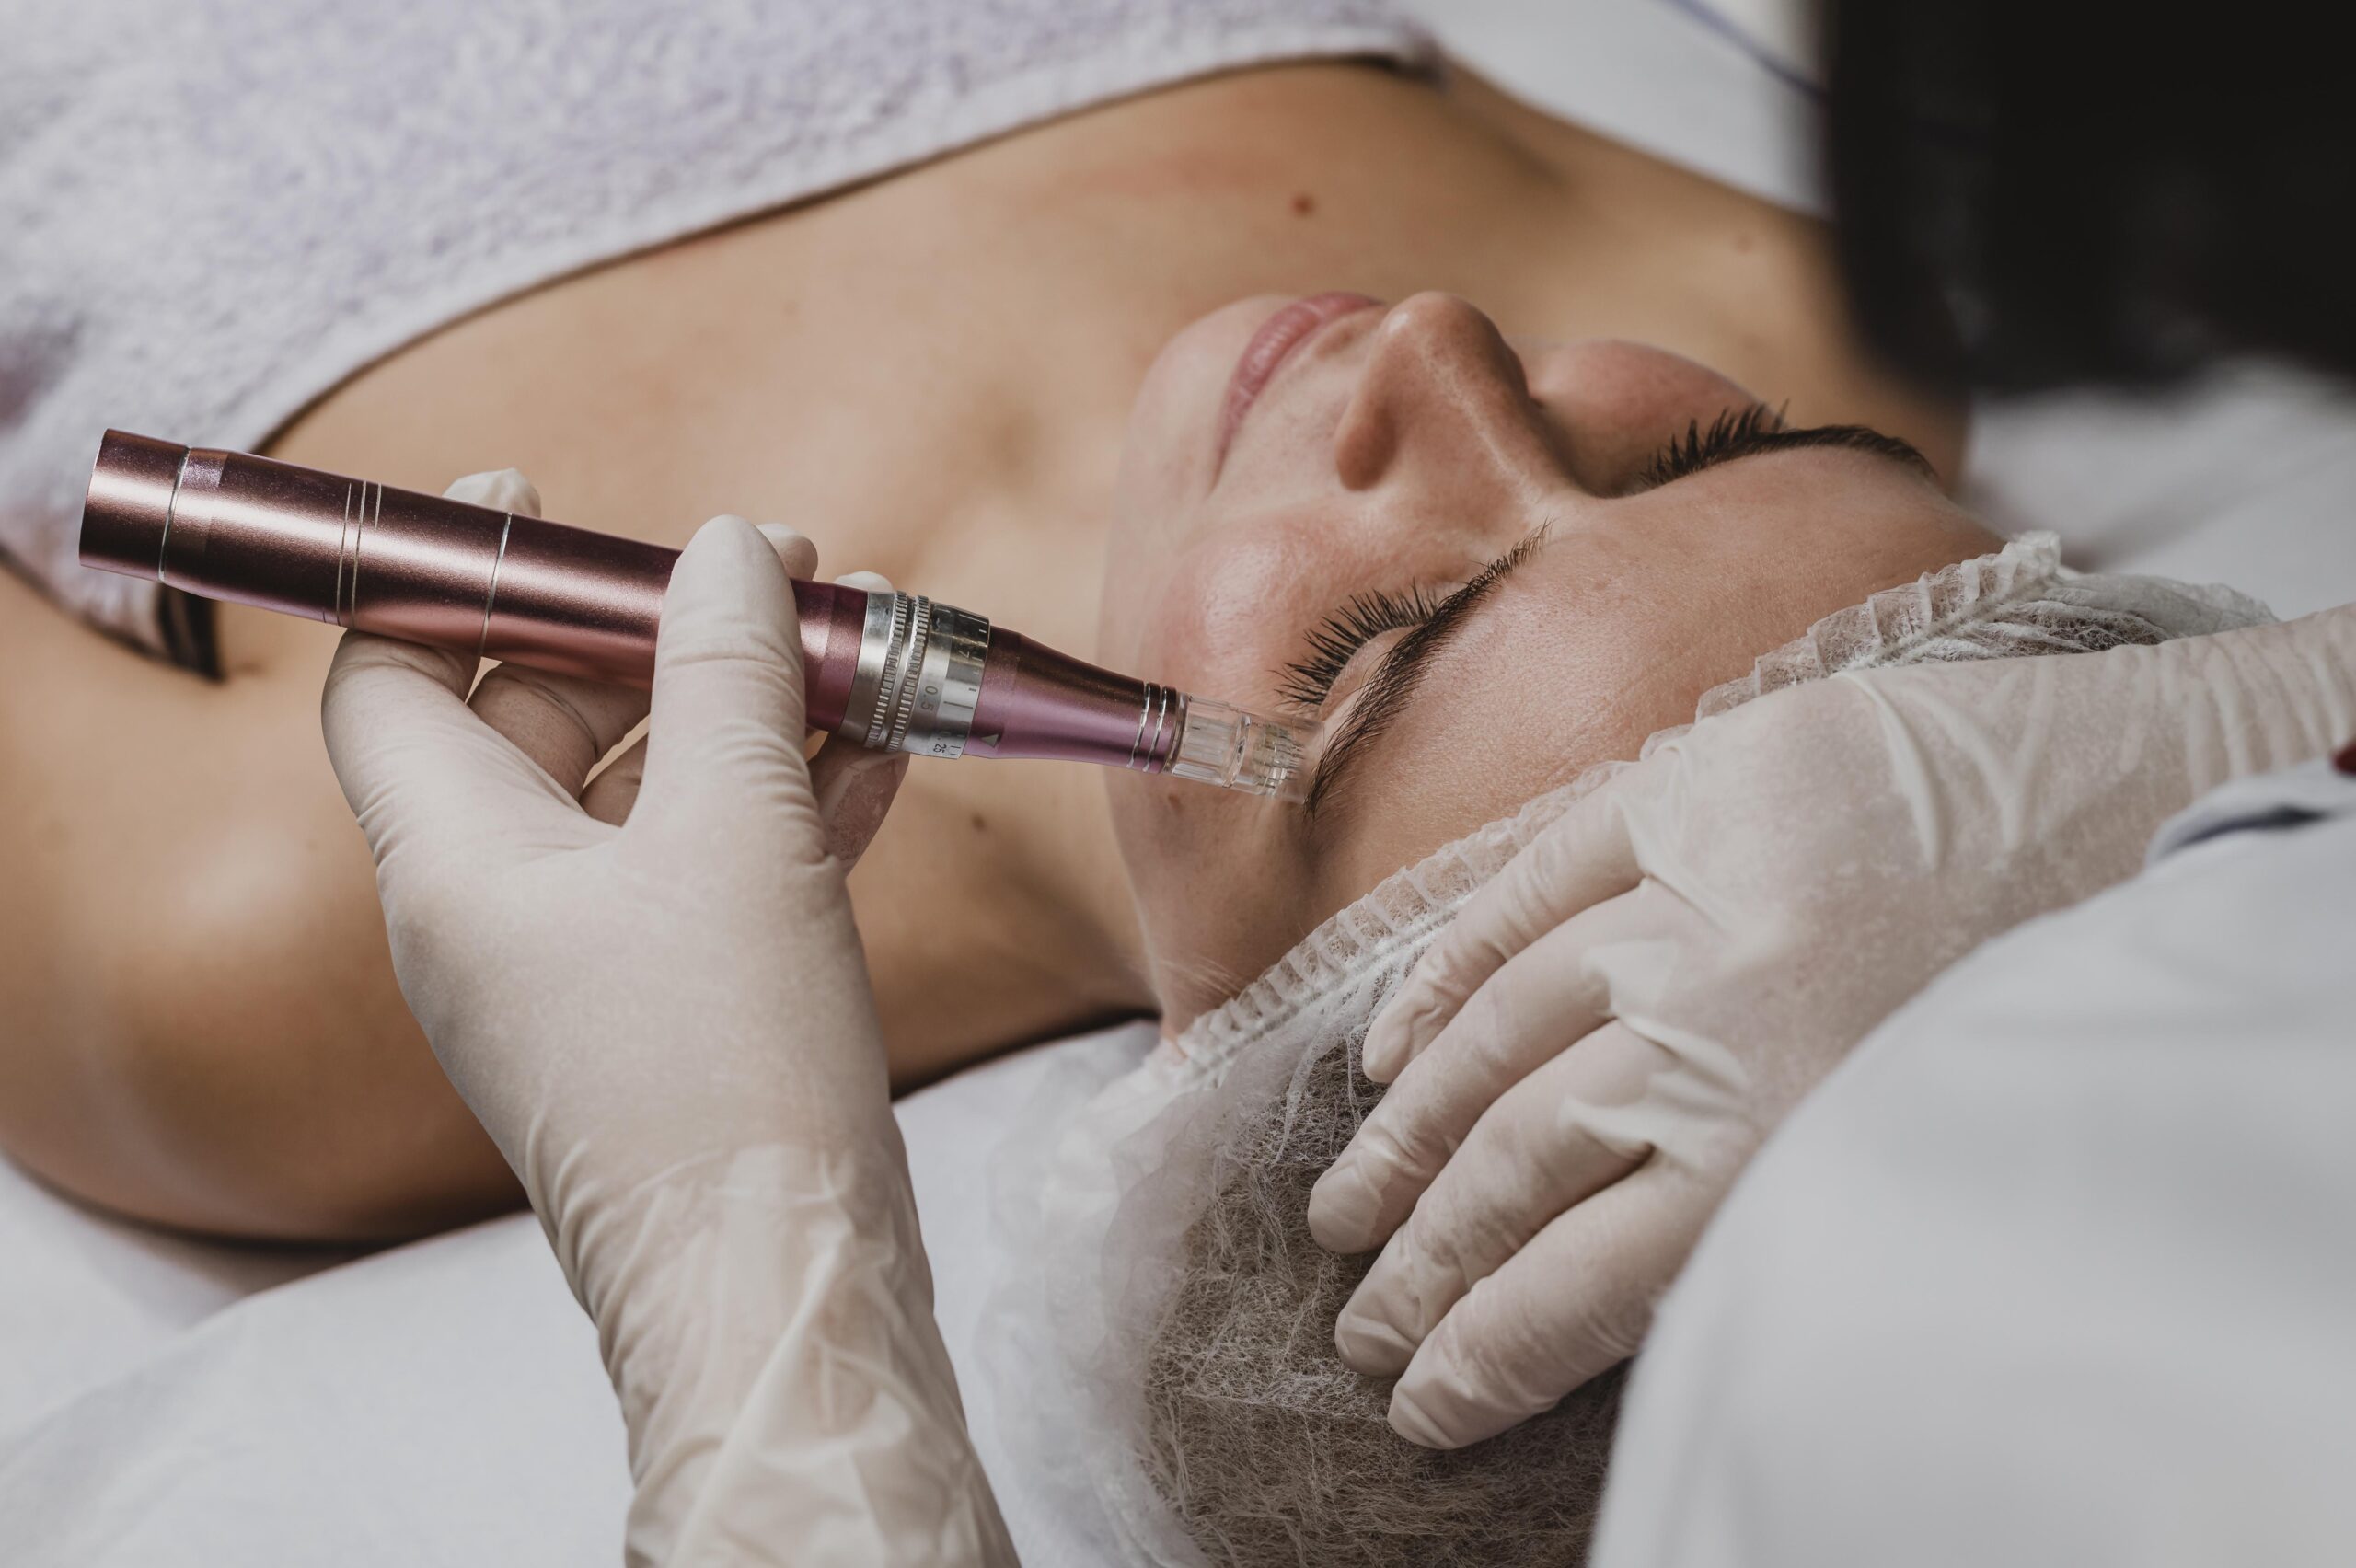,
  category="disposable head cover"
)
[983,534,2269,1567]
